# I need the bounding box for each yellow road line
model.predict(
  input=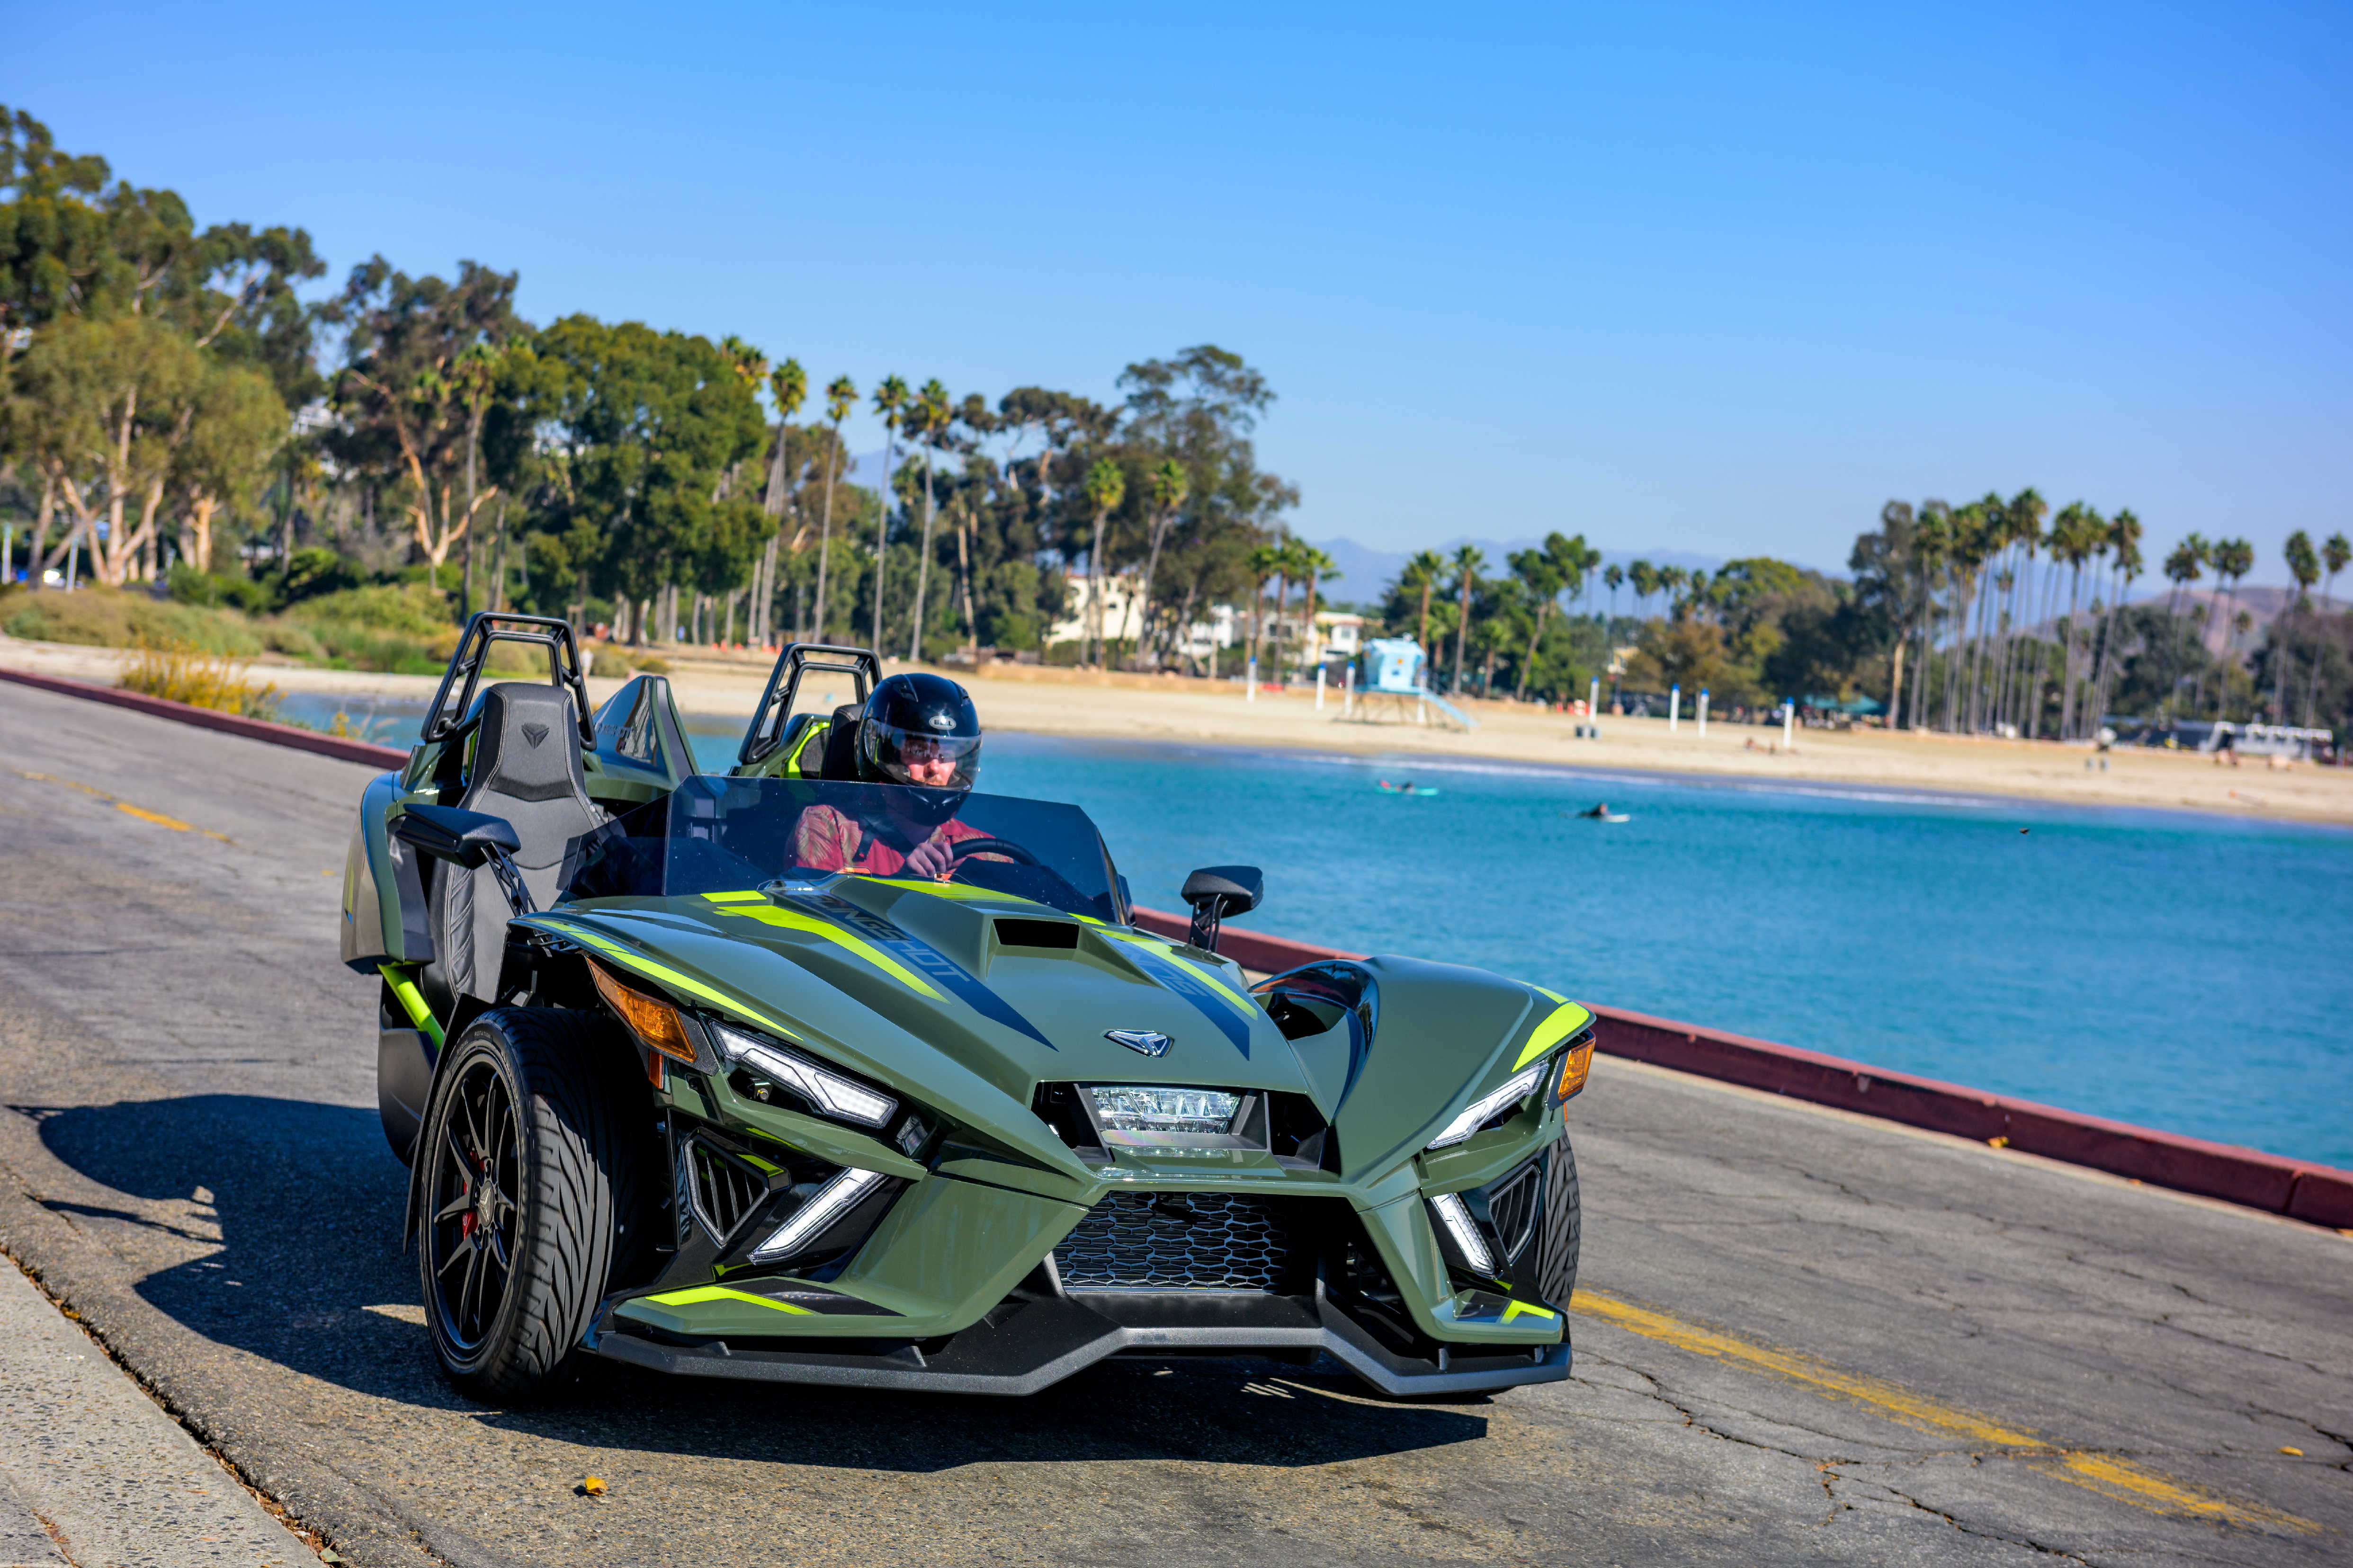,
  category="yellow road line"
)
[14,770,231,842]
[1570,1289,2319,1535]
